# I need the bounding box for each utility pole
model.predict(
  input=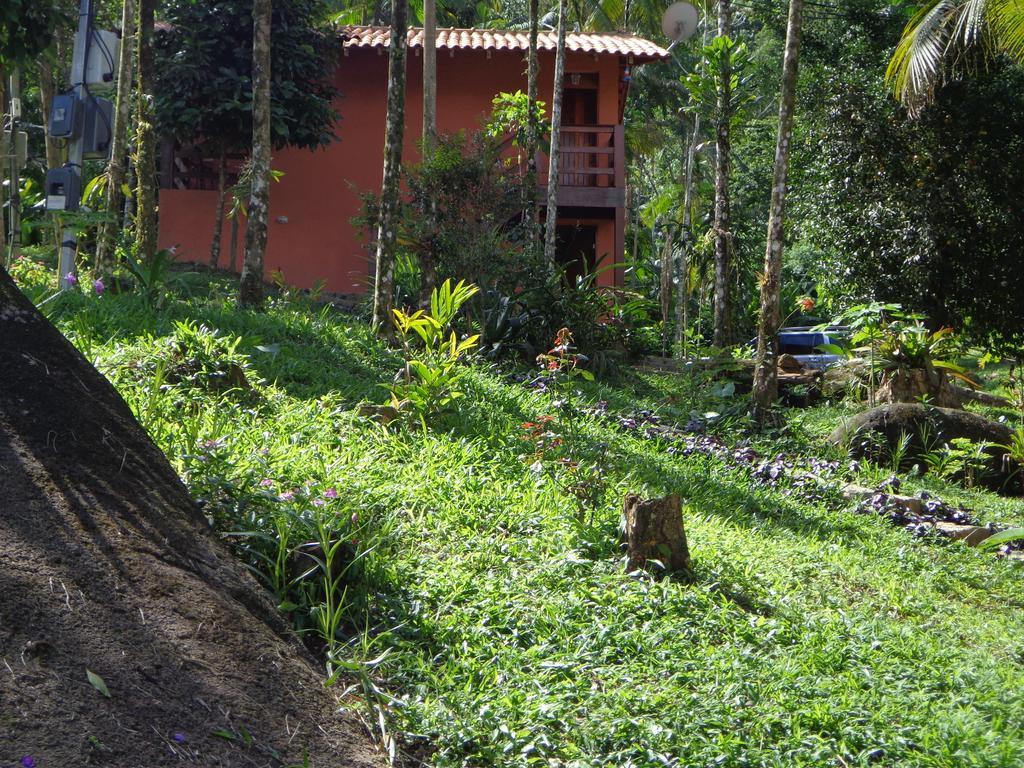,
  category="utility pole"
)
[8,69,22,265]
[55,0,95,287]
